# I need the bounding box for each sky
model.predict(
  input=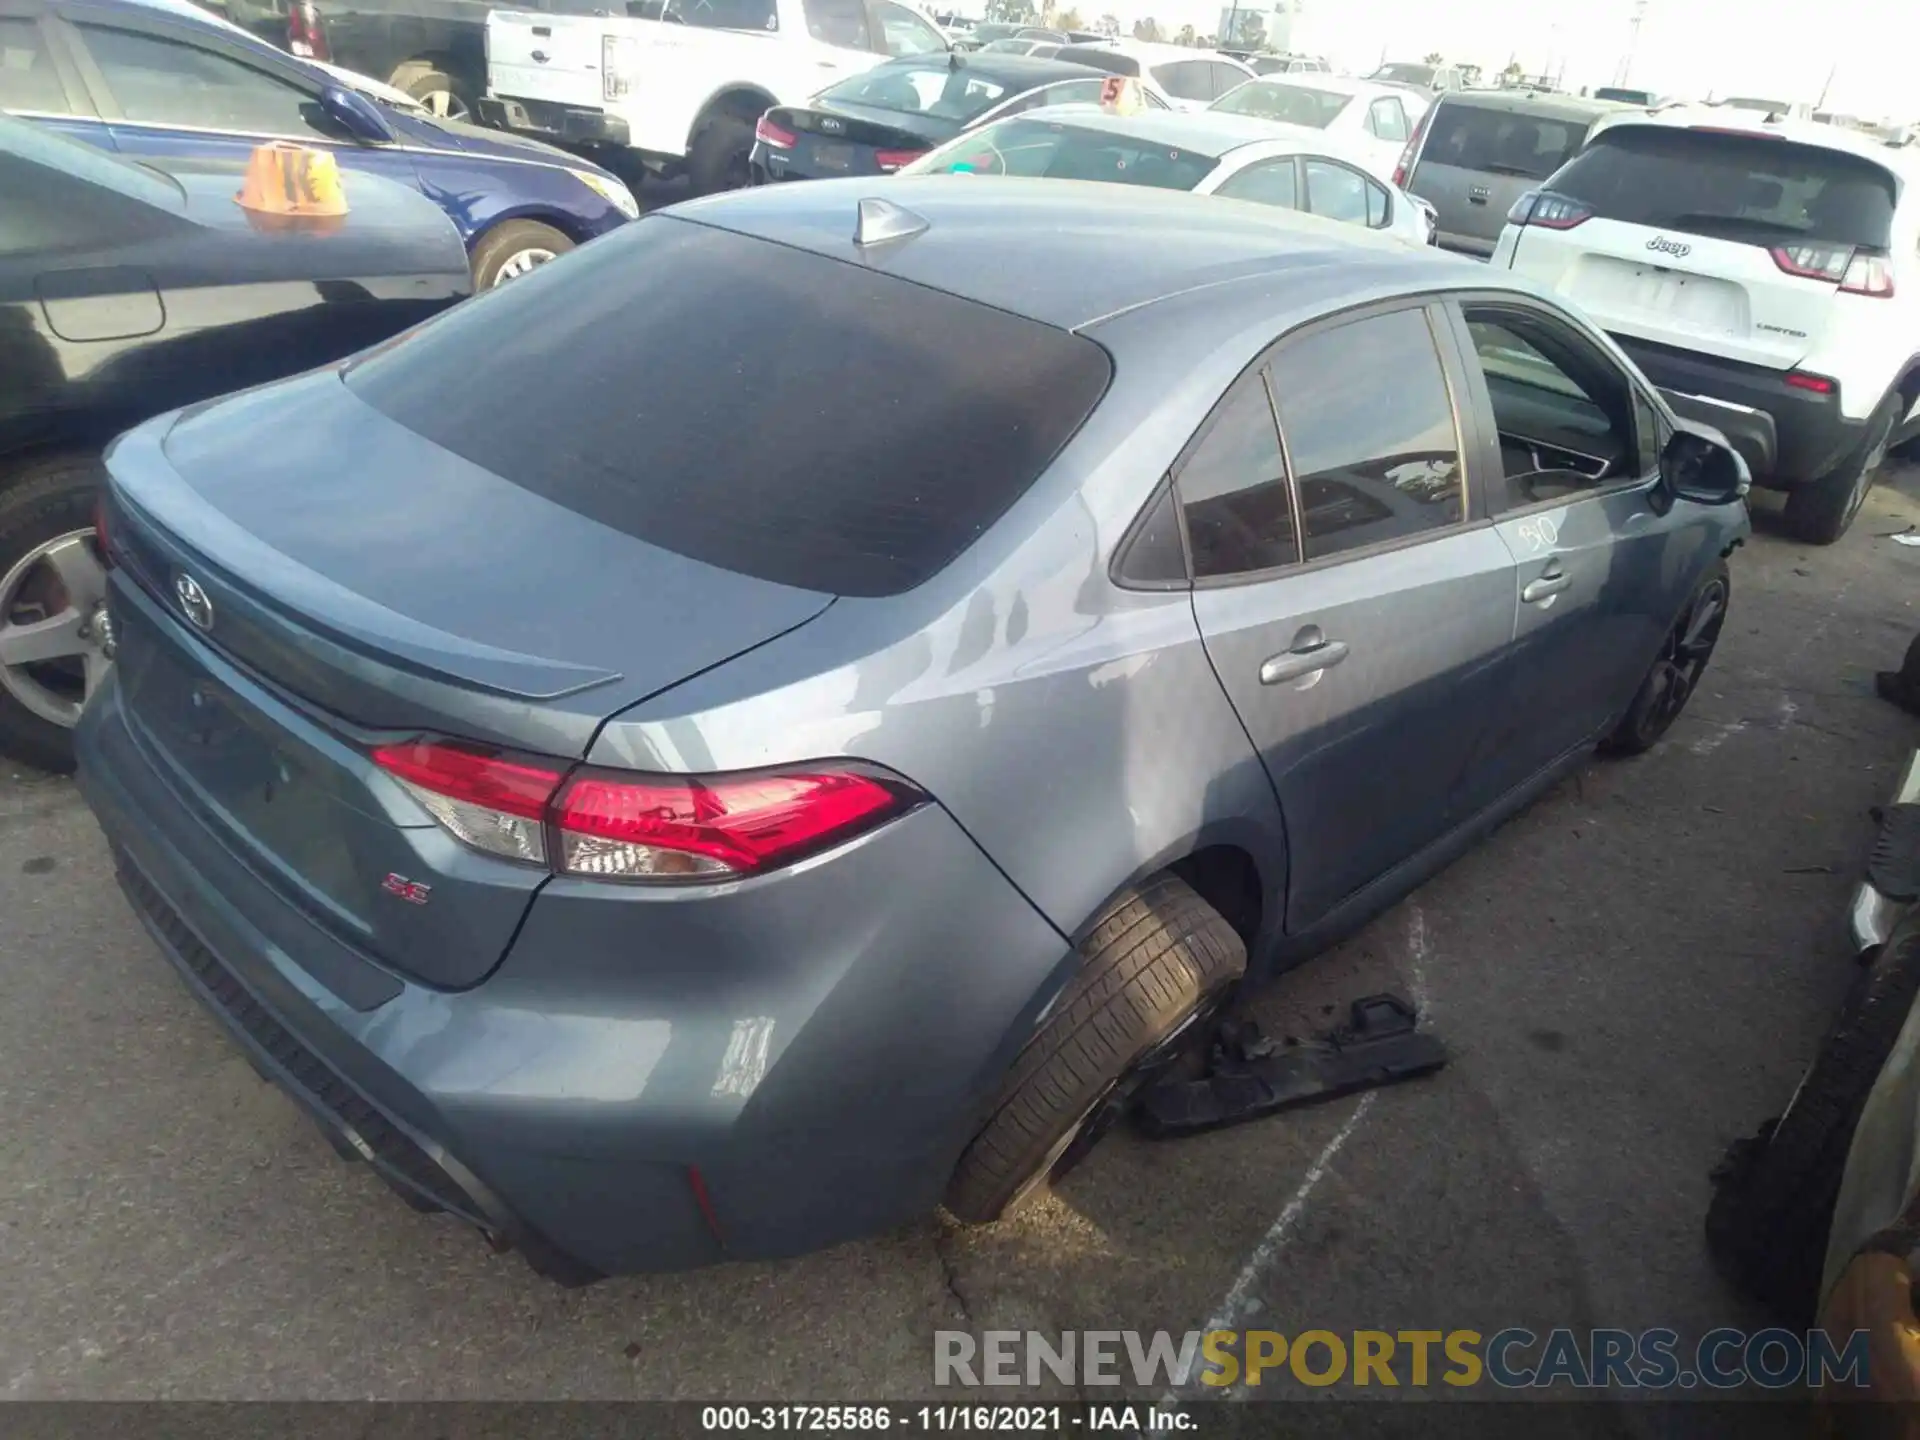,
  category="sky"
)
[1033,0,1920,123]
